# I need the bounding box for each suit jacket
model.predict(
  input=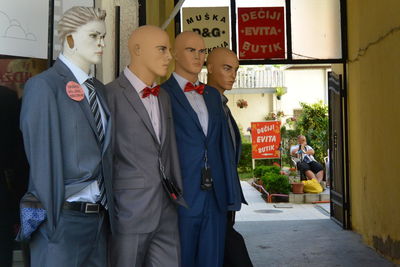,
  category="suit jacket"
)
[19,59,115,239]
[162,76,237,216]
[224,100,248,209]
[105,73,183,234]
